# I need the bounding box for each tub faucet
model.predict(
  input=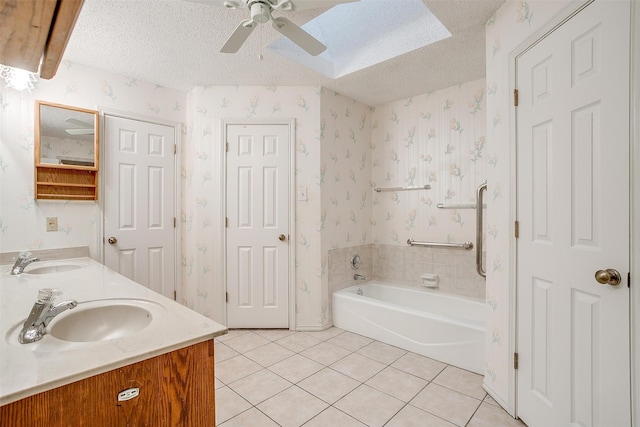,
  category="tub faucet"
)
[19,289,77,344]
[354,273,366,281]
[11,252,39,275]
